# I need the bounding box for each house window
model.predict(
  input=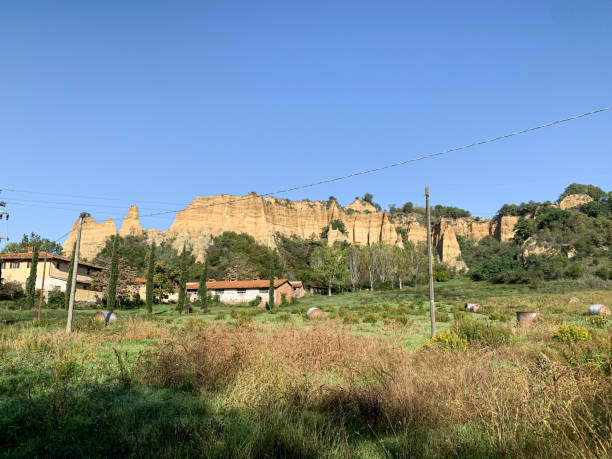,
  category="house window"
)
[1,262,5,269]
[259,288,268,293]
[55,263,60,269]
[237,289,246,294]
[10,261,19,269]
[26,262,31,268]
[87,268,91,276]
